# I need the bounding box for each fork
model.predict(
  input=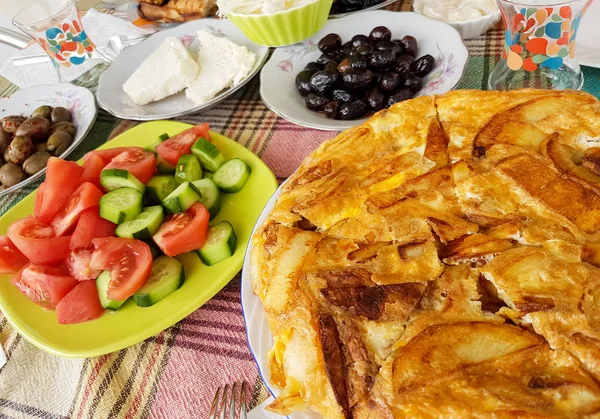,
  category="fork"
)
[11,34,150,66]
[208,382,248,419]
